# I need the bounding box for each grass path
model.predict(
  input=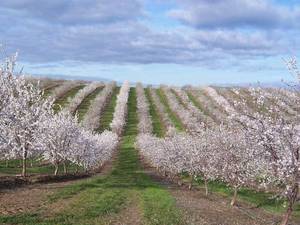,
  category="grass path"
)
[145,88,165,137]
[186,90,211,118]
[76,86,104,122]
[96,87,120,132]
[156,88,184,132]
[101,88,184,225]
[170,89,188,109]
[42,84,60,98]
[53,84,85,112]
